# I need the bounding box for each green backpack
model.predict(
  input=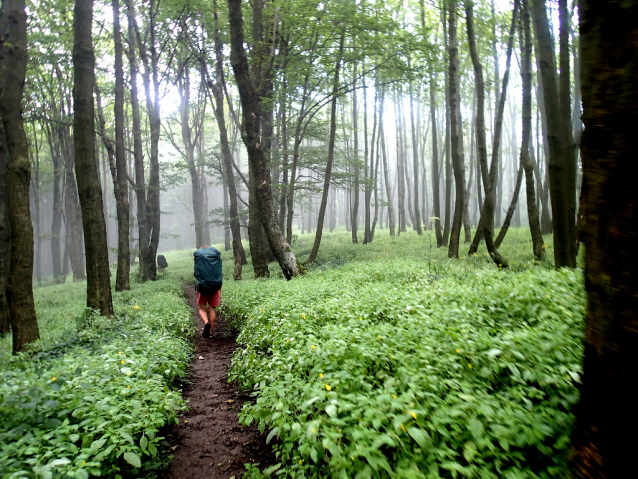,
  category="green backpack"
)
[194,247,223,294]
